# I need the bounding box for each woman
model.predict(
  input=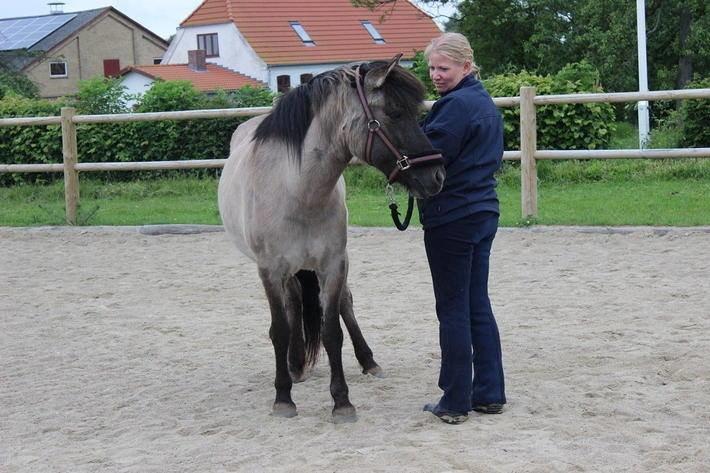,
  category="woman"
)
[419,32,506,425]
